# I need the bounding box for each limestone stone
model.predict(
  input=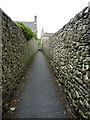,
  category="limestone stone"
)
[1,9,38,106]
[42,5,89,120]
